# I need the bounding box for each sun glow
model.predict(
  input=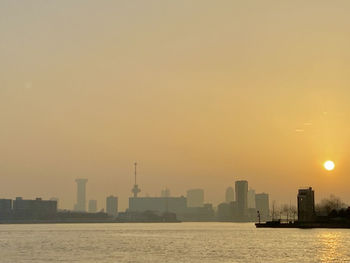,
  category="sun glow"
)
[324,160,335,171]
